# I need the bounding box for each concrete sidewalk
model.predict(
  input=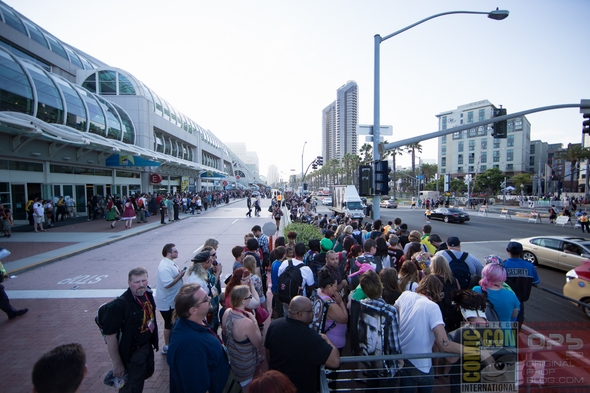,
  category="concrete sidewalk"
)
[0,199,244,275]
